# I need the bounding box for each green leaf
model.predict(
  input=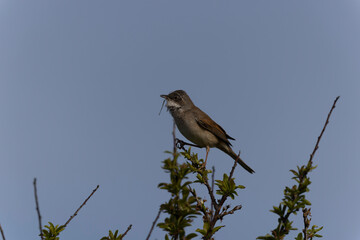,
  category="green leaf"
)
[186,233,198,239]
[303,199,312,205]
[212,225,224,234]
[295,232,303,240]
